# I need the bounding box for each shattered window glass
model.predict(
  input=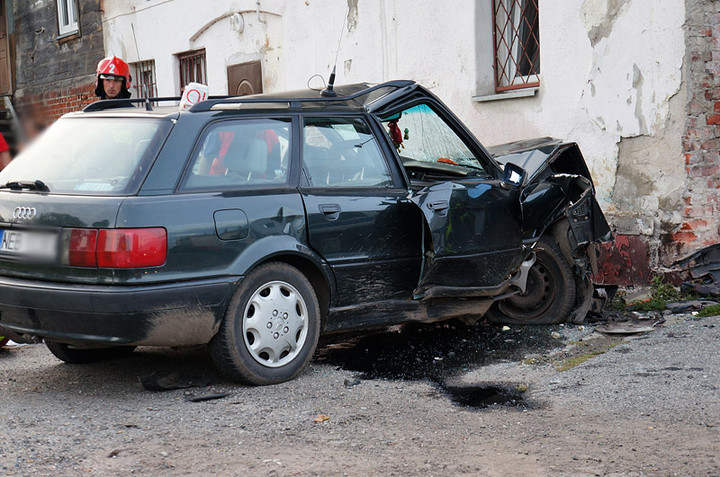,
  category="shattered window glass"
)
[383,104,485,173]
